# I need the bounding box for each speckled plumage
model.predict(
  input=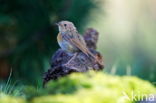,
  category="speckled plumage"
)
[57,21,103,66]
